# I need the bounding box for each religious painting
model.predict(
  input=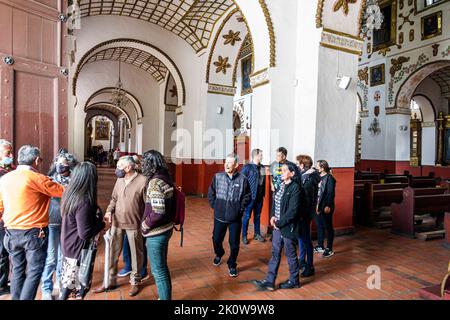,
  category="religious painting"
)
[370,64,385,87]
[95,119,110,140]
[241,55,253,96]
[373,0,397,52]
[421,11,442,40]
[120,119,126,143]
